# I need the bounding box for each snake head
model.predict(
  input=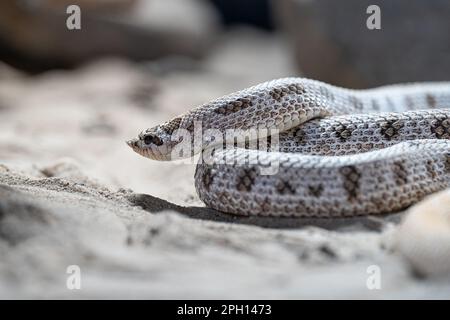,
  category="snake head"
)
[127,126,175,161]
